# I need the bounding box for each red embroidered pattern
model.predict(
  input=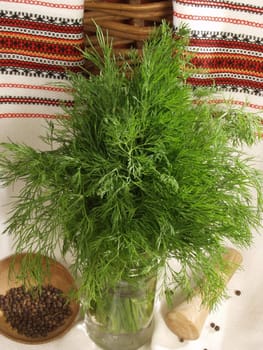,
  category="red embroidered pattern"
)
[191,54,263,76]
[1,0,83,10]
[0,12,84,77]
[174,12,263,28]
[0,113,66,118]
[0,83,67,92]
[1,17,83,34]
[190,39,263,54]
[176,1,263,15]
